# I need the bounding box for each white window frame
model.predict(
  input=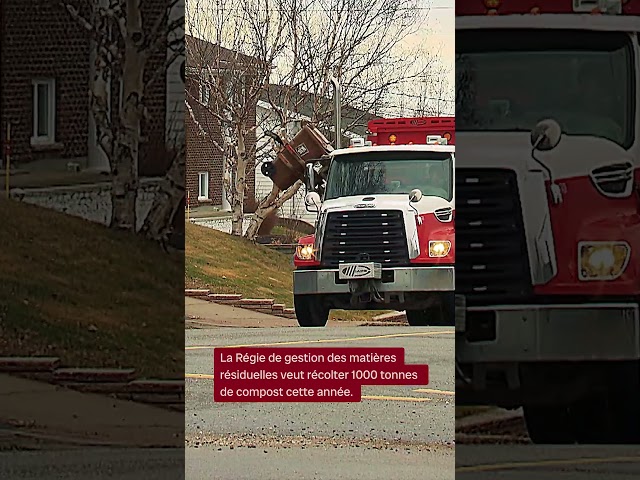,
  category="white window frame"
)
[31,79,56,145]
[198,171,209,200]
